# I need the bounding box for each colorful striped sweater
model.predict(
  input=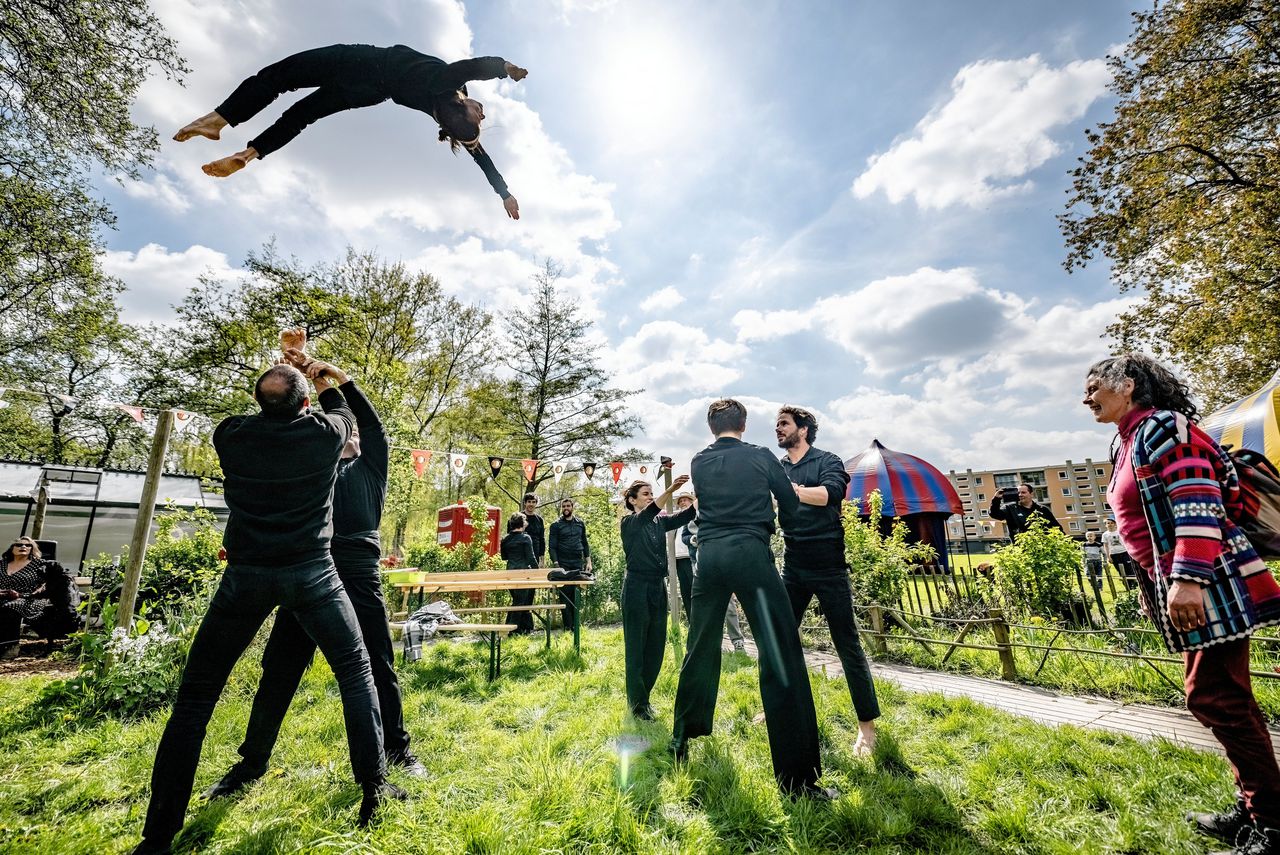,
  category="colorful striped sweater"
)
[1128,410,1280,652]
